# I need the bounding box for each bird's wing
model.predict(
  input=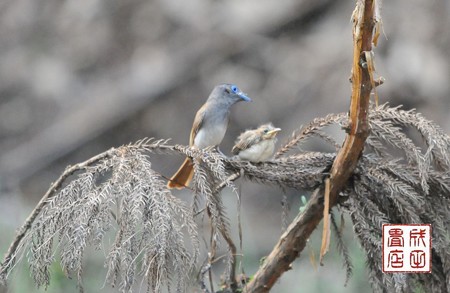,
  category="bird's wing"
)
[232,130,262,154]
[189,103,207,146]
